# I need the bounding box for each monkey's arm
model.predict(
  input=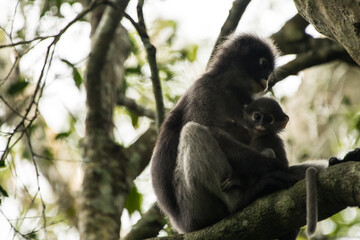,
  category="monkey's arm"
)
[209,126,288,175]
[329,148,360,165]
